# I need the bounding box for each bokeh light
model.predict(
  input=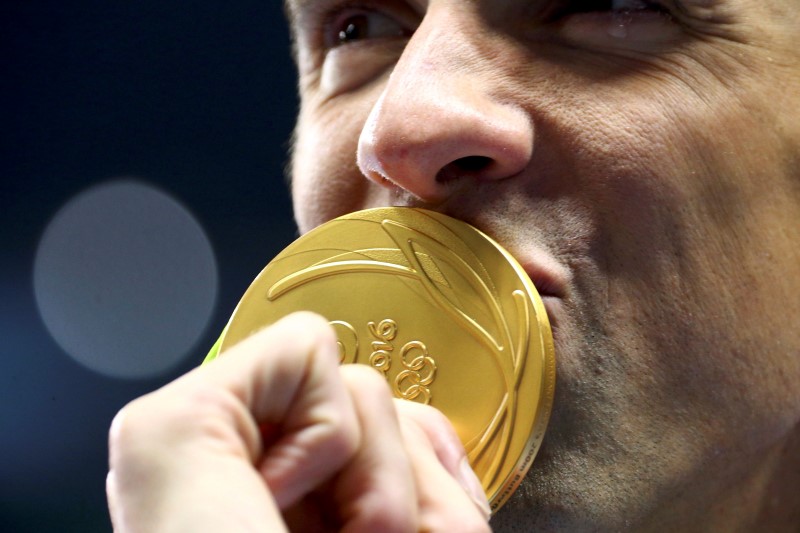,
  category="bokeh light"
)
[33,179,218,379]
